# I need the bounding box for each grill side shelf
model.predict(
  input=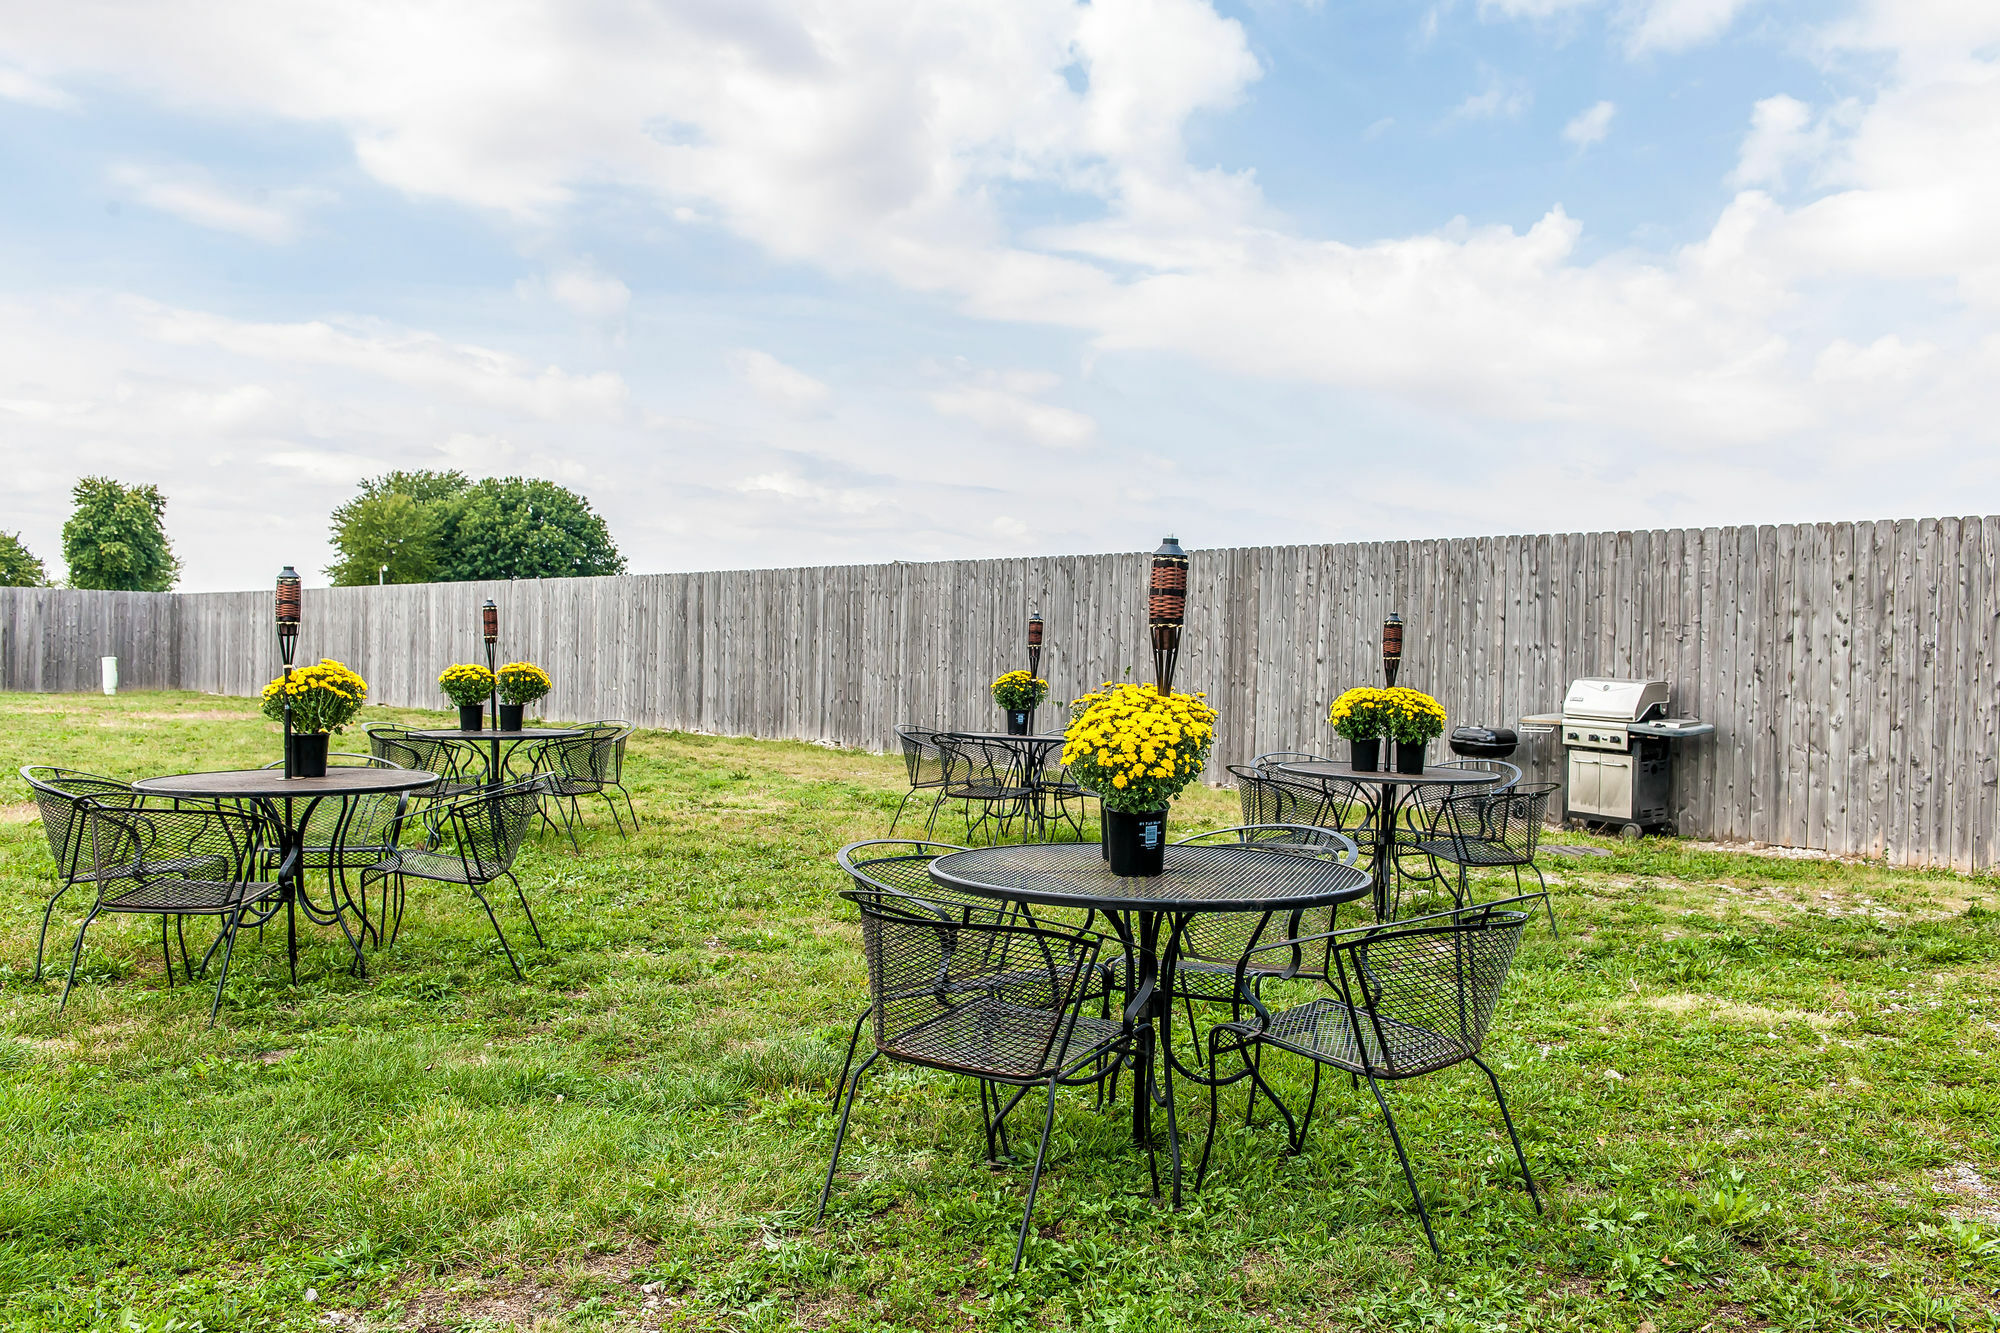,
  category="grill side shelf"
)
[1627,720,1715,739]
